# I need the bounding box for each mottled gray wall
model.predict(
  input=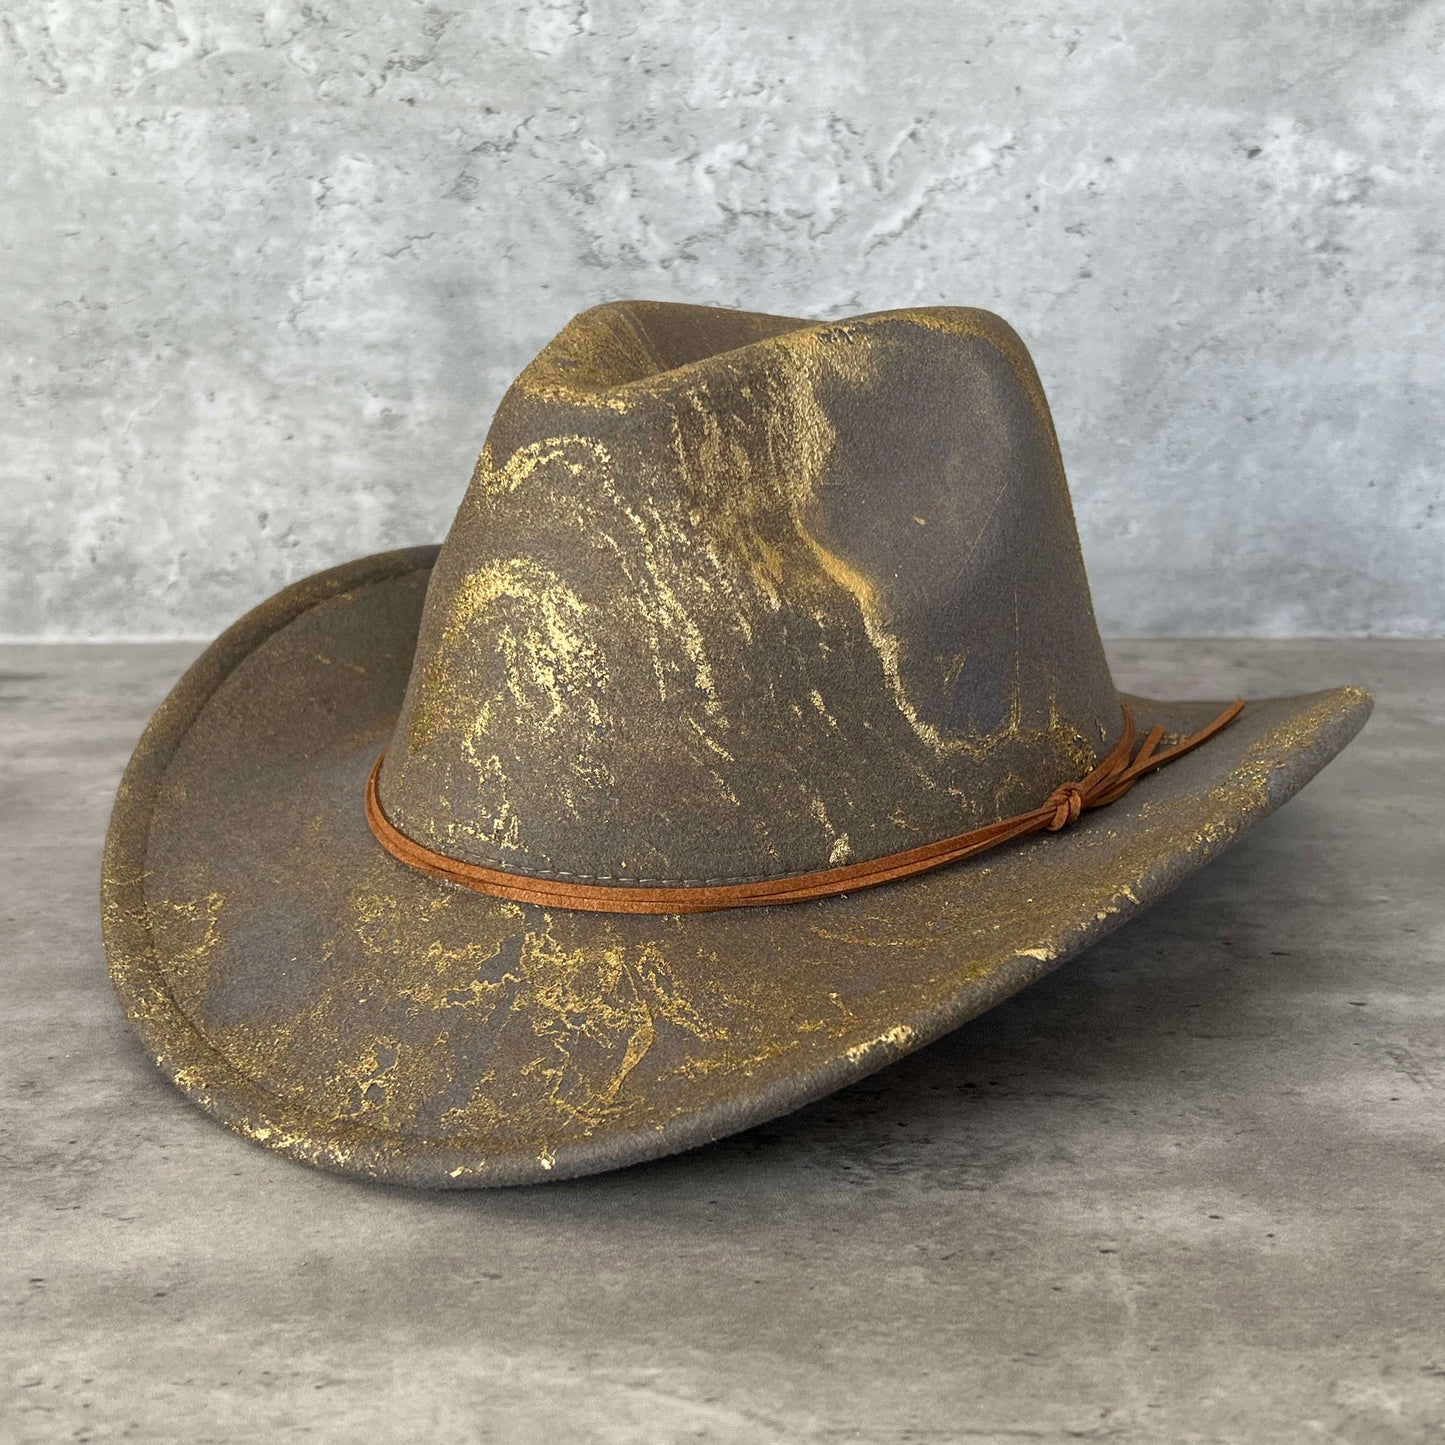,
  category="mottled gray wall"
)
[2,0,1441,639]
